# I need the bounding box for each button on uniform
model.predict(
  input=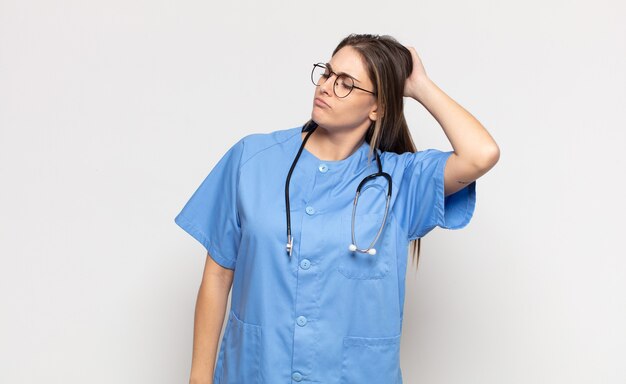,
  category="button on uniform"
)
[292,371,303,381]
[296,315,308,326]
[299,259,311,269]
[305,206,315,215]
[318,164,328,173]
